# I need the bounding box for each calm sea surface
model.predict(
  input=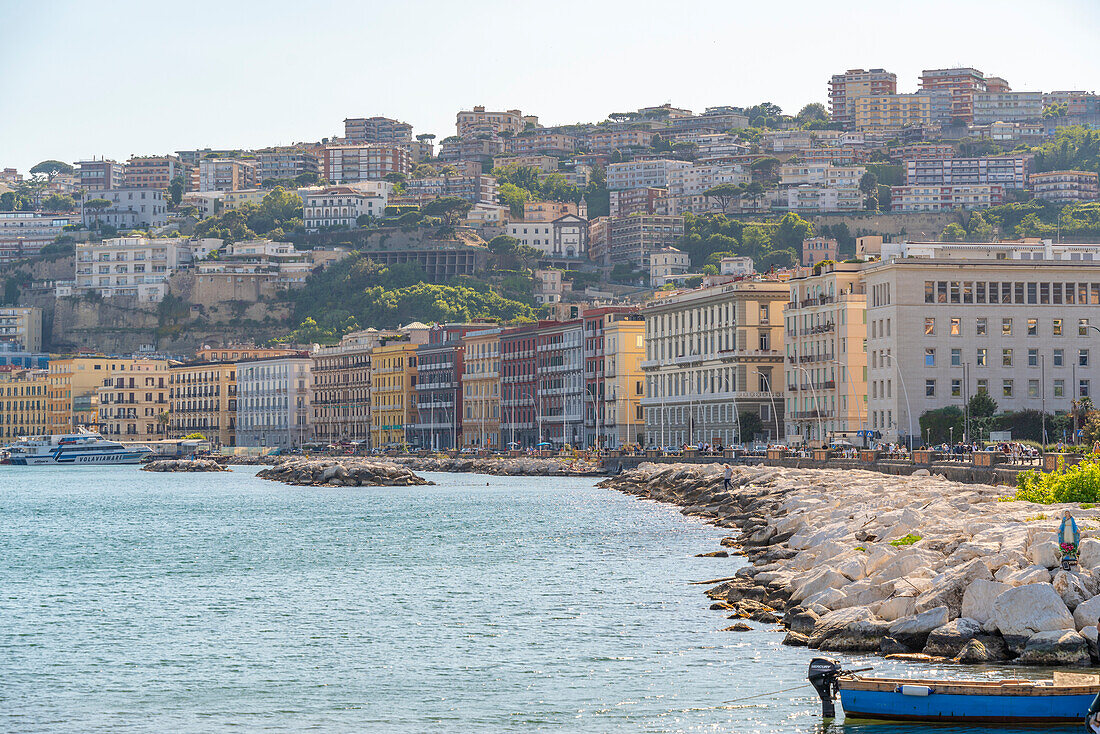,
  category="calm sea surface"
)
[0,466,1080,733]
